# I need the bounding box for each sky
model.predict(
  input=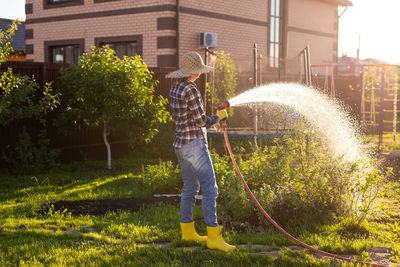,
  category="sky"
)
[338,0,400,64]
[0,0,399,64]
